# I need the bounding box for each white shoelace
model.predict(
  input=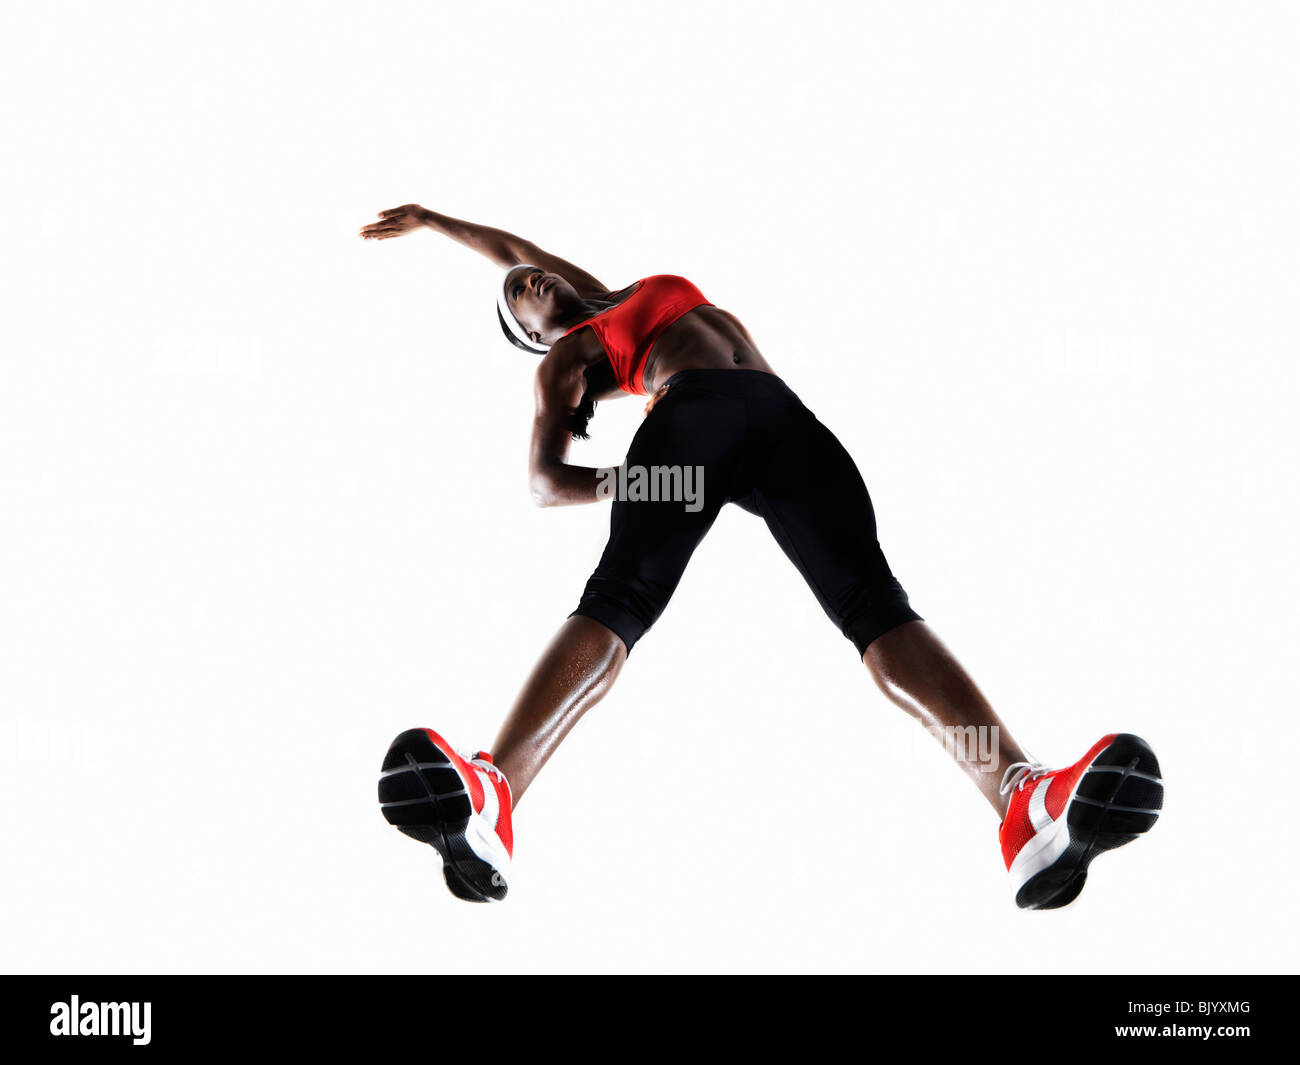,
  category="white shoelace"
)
[464,751,507,787]
[999,759,1050,797]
